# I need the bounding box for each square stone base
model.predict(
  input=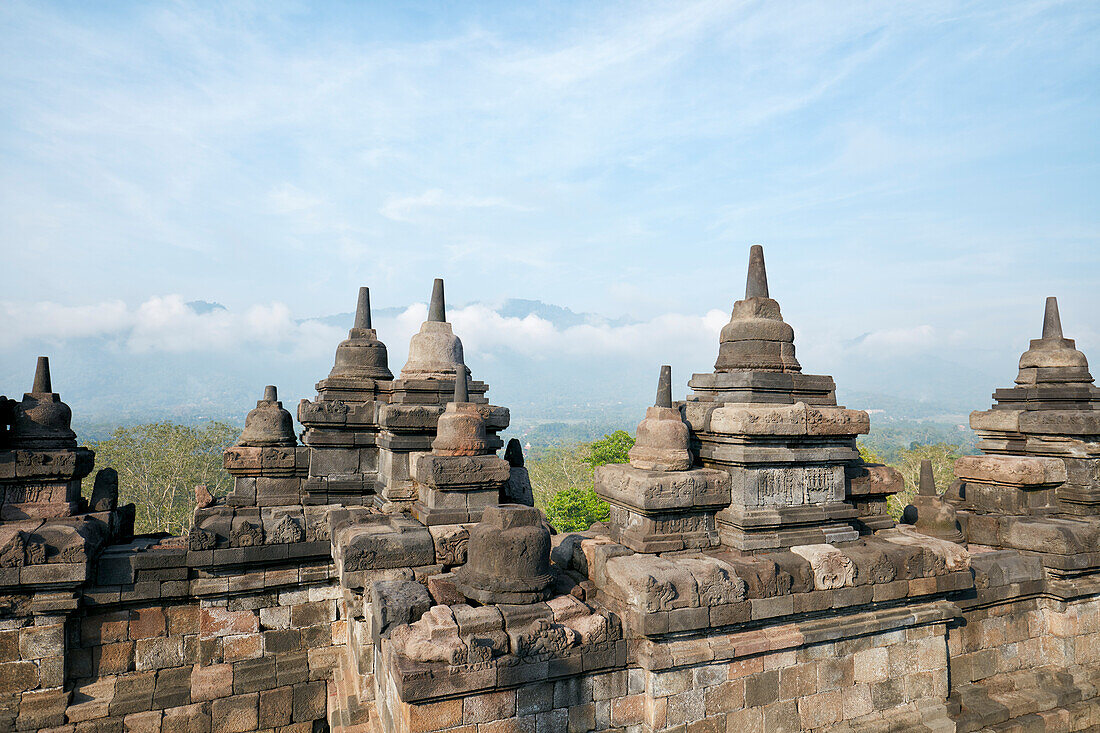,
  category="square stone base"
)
[716,502,858,551]
[607,504,719,553]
